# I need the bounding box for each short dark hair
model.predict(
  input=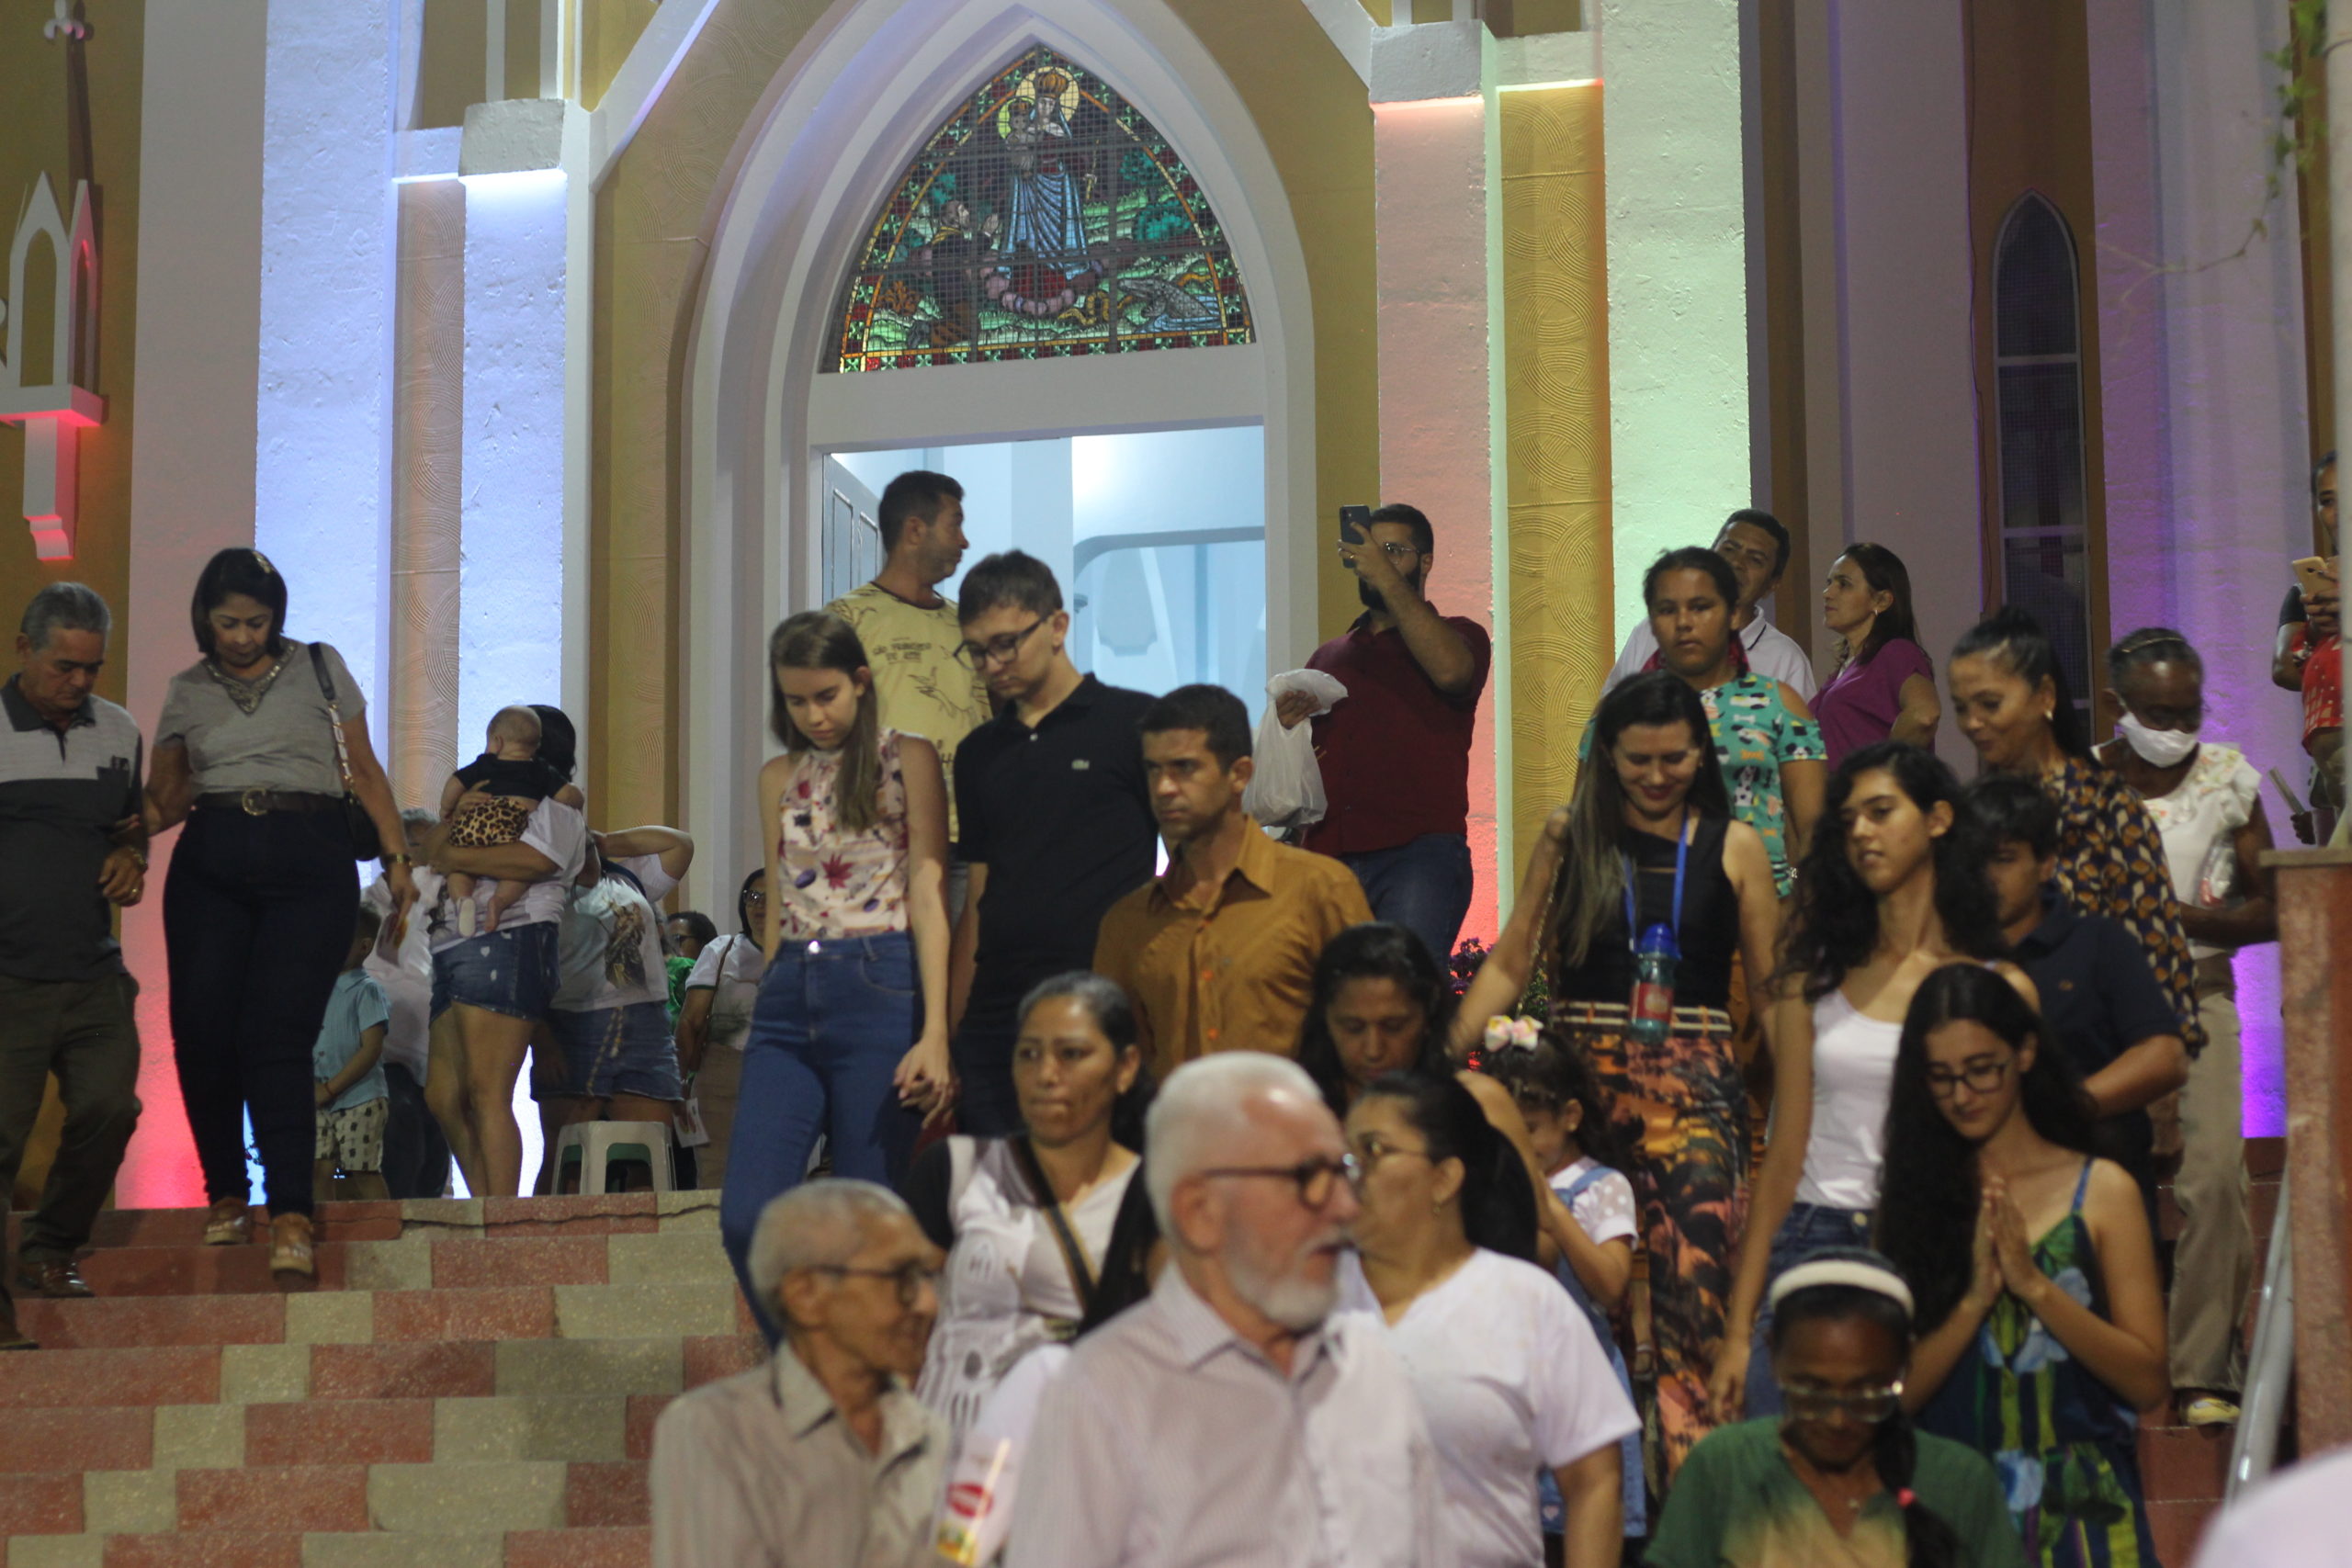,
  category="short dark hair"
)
[190,547,289,659]
[1723,509,1792,579]
[1370,502,1433,558]
[876,470,963,553]
[1642,546,1740,611]
[667,909,718,946]
[957,549,1063,623]
[1138,682,1251,769]
[1964,773,2061,861]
